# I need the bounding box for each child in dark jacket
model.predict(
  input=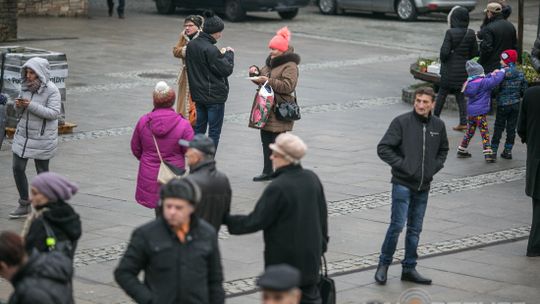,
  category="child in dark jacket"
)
[457,60,506,163]
[491,49,528,160]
